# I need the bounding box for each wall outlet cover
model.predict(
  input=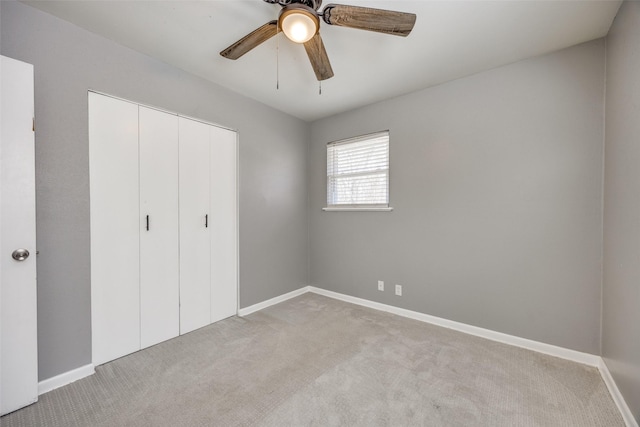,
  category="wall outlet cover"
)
[395,284,402,296]
[378,280,384,291]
